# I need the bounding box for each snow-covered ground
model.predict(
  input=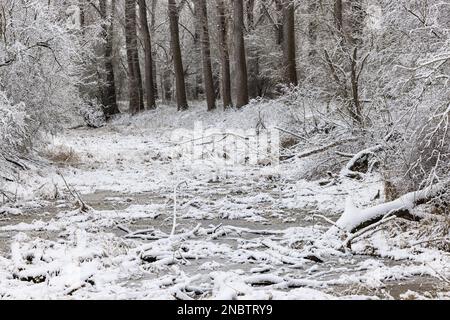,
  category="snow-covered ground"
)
[0,104,449,299]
